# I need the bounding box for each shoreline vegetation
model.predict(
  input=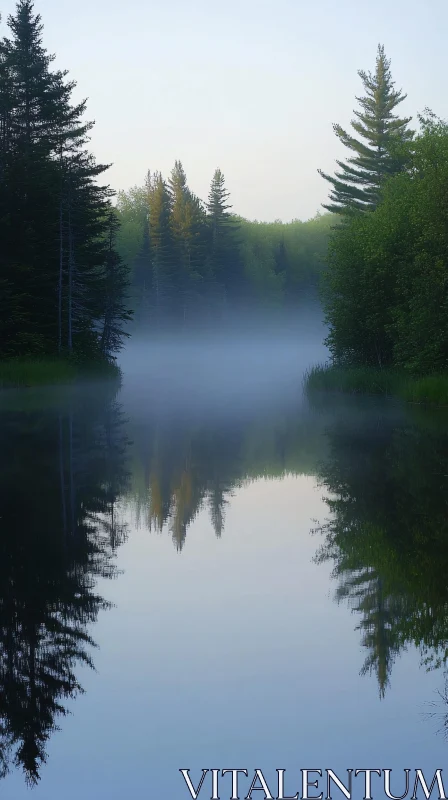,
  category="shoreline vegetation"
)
[0,357,121,390]
[310,49,448,410]
[2,5,448,405]
[305,365,448,407]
